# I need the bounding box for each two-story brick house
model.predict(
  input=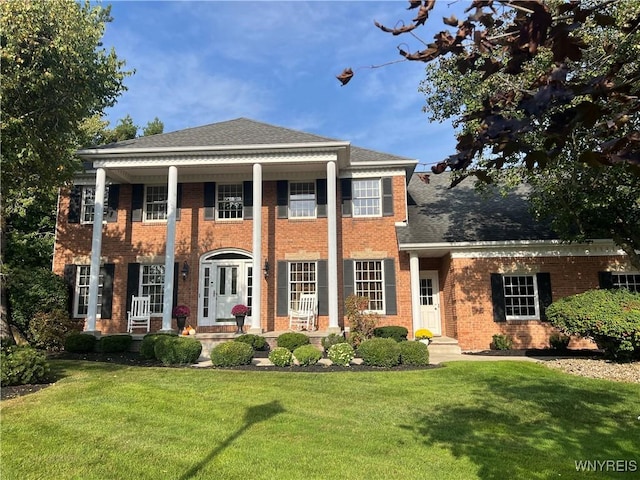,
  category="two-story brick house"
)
[53,118,637,350]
